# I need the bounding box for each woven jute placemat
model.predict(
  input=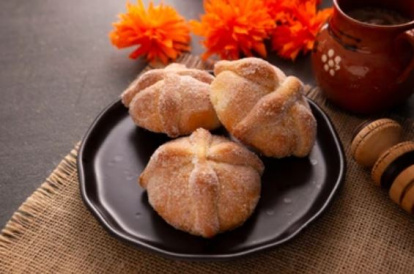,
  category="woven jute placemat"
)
[1,55,414,273]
